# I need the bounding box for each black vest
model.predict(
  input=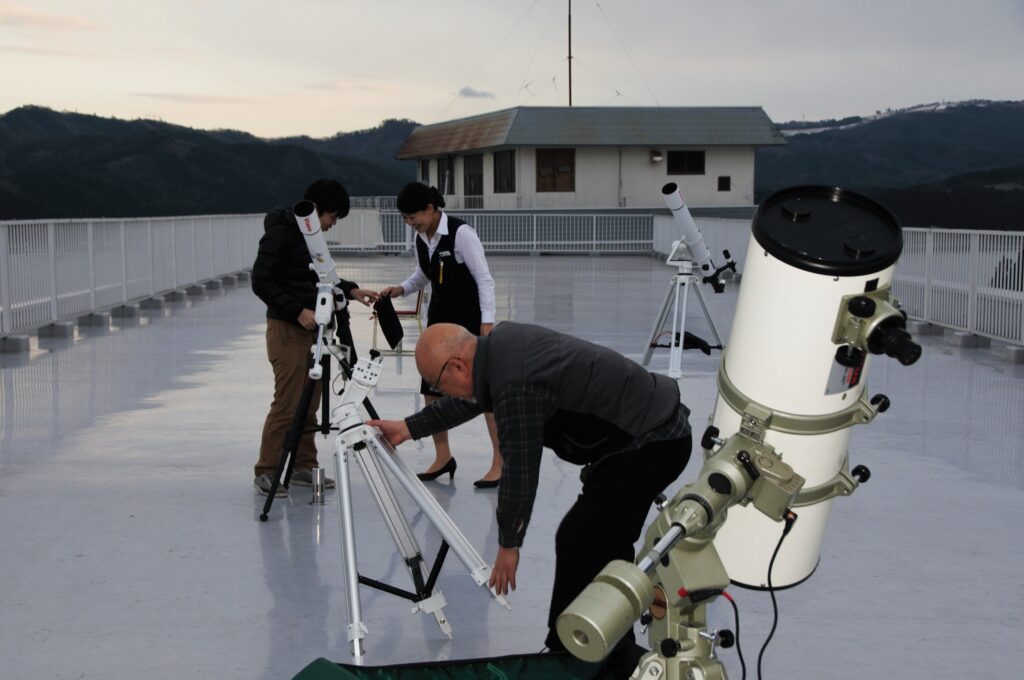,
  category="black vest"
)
[416,216,482,333]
